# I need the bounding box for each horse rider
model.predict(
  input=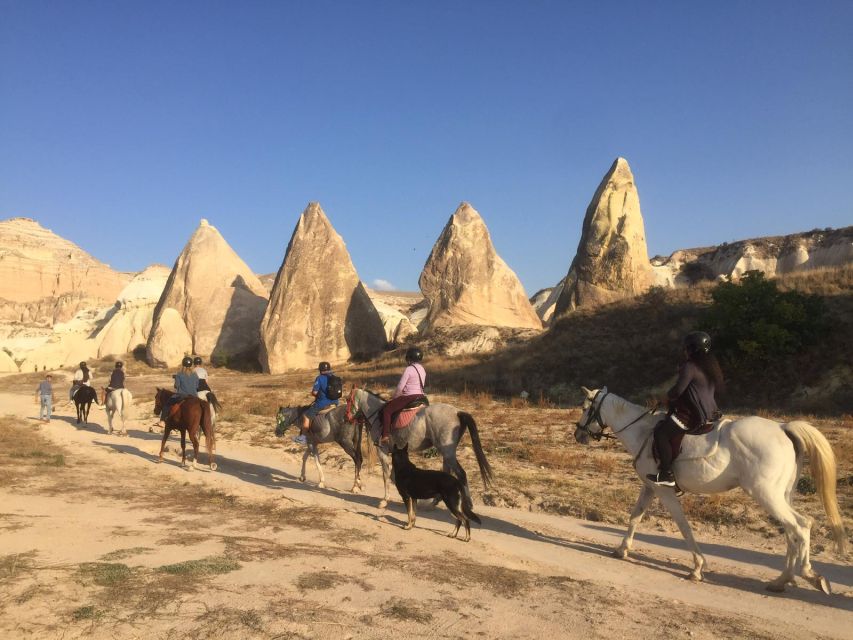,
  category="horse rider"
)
[647,331,725,487]
[292,361,338,445]
[158,356,200,427]
[104,361,126,403]
[193,356,210,392]
[70,361,93,401]
[379,346,427,447]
